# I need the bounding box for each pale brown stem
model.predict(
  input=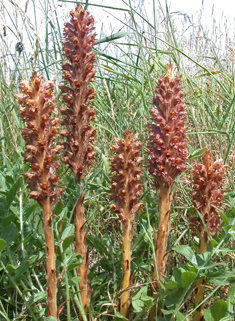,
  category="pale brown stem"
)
[149,187,173,320]
[192,230,208,321]
[120,220,132,317]
[154,187,173,284]
[42,197,57,318]
[74,192,89,315]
